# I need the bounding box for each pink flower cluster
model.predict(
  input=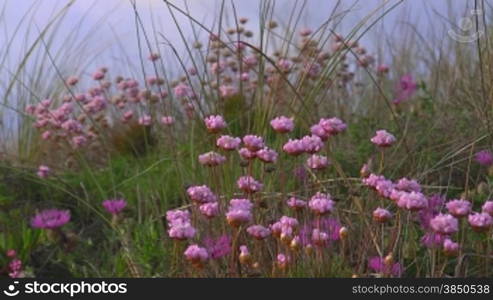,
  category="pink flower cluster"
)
[167,209,196,240]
